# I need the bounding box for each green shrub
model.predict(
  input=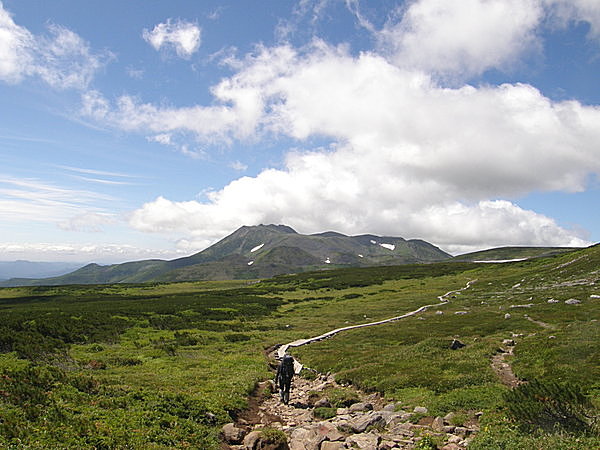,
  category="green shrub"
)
[326,387,359,407]
[504,379,599,434]
[259,427,288,445]
[314,406,337,419]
